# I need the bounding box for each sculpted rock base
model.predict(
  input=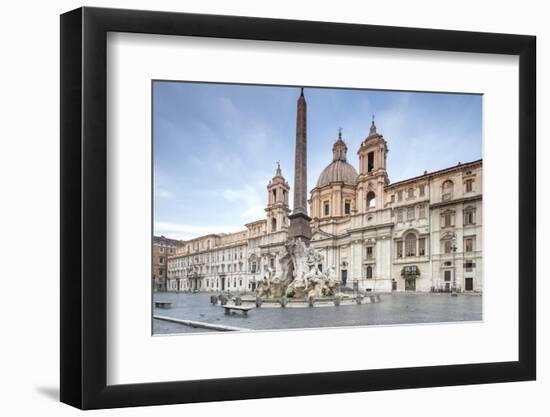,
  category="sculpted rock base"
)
[256,238,340,300]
